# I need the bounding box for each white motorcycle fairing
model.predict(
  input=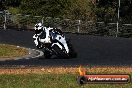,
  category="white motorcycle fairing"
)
[53,34,69,54]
